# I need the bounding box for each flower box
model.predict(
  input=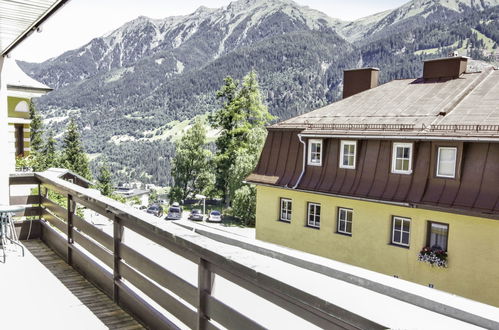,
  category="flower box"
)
[418,246,448,268]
